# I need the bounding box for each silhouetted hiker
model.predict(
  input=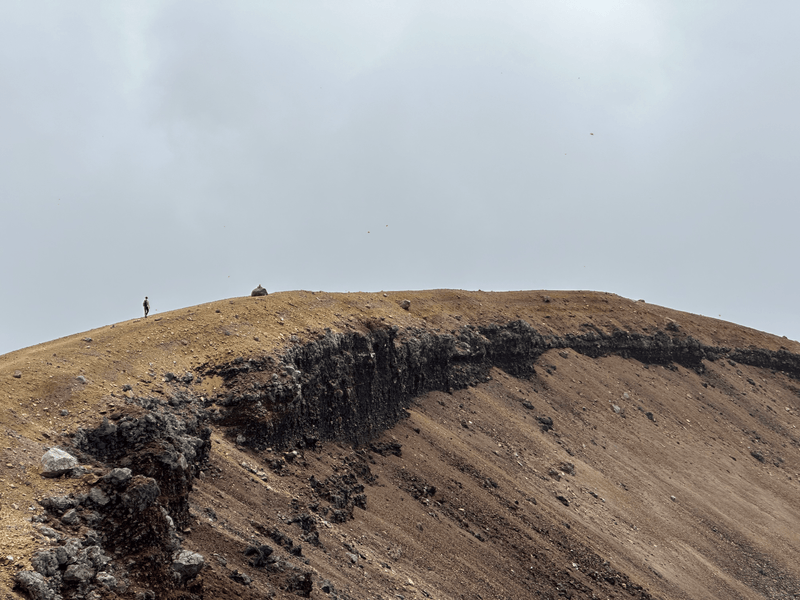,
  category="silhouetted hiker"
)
[143,296,150,318]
